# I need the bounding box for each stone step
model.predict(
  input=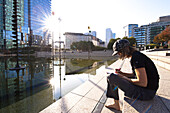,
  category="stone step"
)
[122,63,170,113]
[142,50,170,56]
[146,55,170,71]
[122,95,170,113]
